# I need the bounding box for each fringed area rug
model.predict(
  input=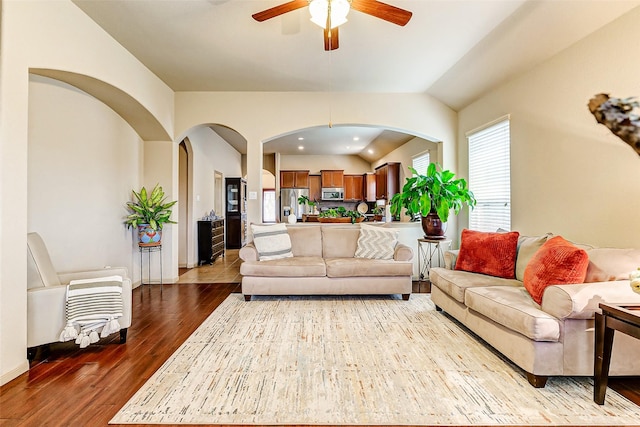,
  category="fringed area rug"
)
[111,294,640,425]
